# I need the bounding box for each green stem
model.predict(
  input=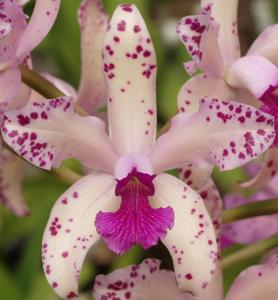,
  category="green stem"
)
[20,65,64,99]
[222,199,278,223]
[221,233,278,269]
[52,166,82,185]
[19,65,87,116]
